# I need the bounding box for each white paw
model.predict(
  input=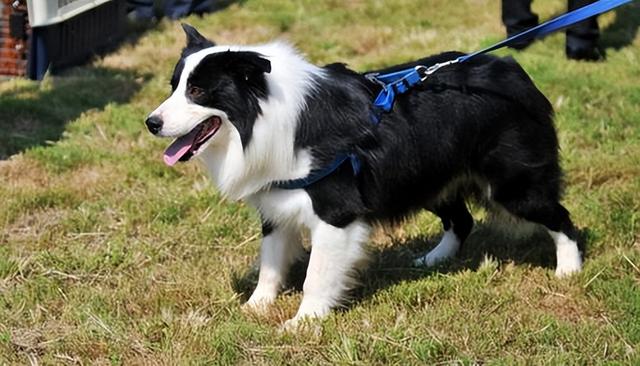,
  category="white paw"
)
[413,251,448,267]
[279,316,322,334]
[555,260,582,278]
[242,292,276,314]
[280,317,302,333]
[413,230,460,267]
[551,231,582,278]
[280,301,330,333]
